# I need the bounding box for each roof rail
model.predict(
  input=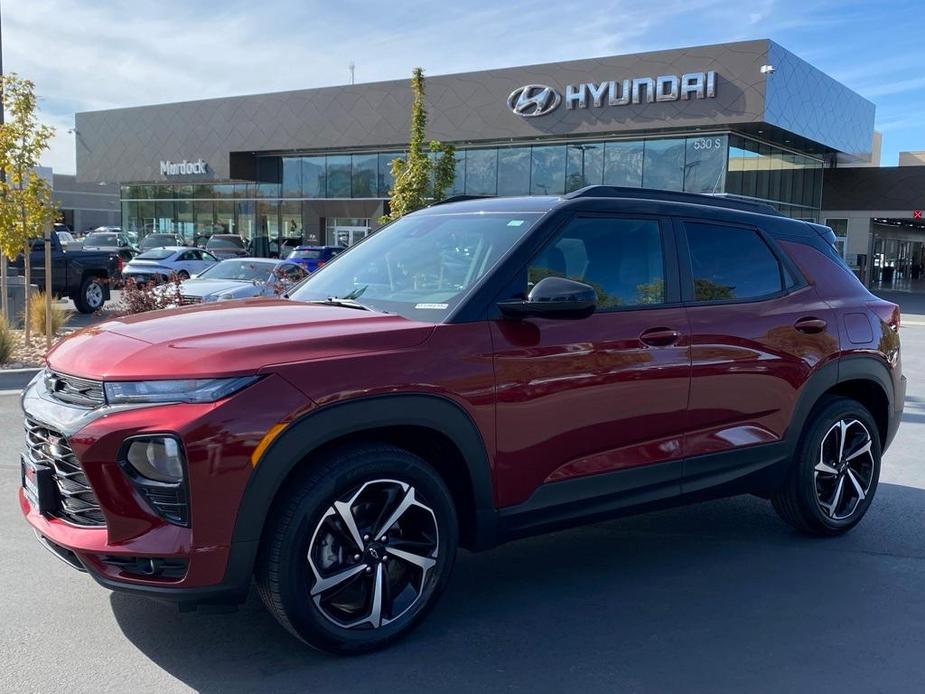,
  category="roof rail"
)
[427,194,493,207]
[564,185,782,216]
